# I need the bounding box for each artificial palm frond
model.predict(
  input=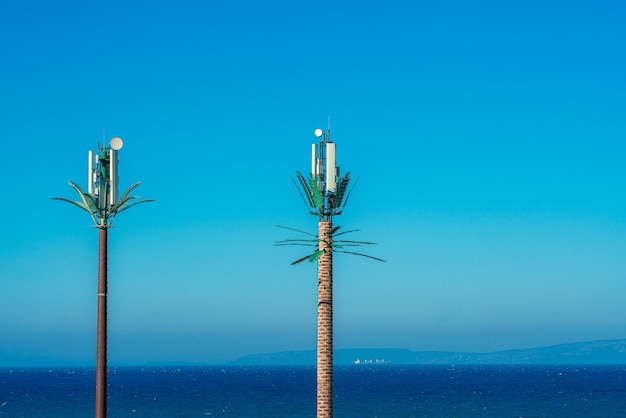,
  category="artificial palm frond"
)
[117,181,142,203]
[276,225,318,237]
[308,174,323,209]
[109,183,155,218]
[290,249,324,265]
[290,254,314,265]
[53,181,153,226]
[333,239,378,245]
[68,181,98,213]
[276,224,385,265]
[275,238,319,244]
[108,198,155,224]
[291,168,360,217]
[296,172,315,207]
[333,228,360,237]
[291,173,317,214]
[98,182,109,211]
[332,175,359,216]
[275,226,320,248]
[52,196,89,212]
[275,238,319,247]
[333,173,351,209]
[333,250,386,262]
[275,243,319,248]
[52,181,99,224]
[308,250,325,262]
